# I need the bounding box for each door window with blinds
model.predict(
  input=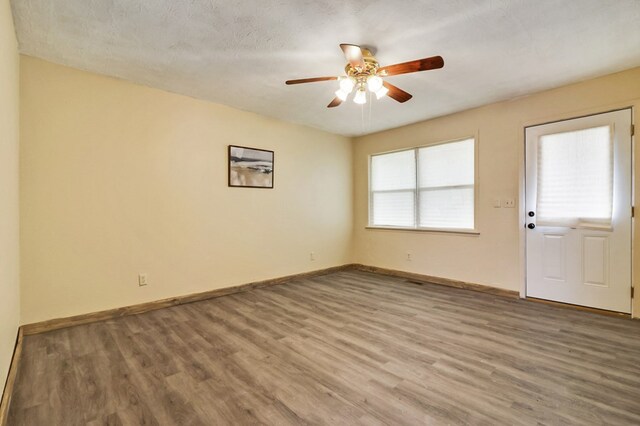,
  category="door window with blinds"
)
[536,125,613,228]
[369,138,475,230]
